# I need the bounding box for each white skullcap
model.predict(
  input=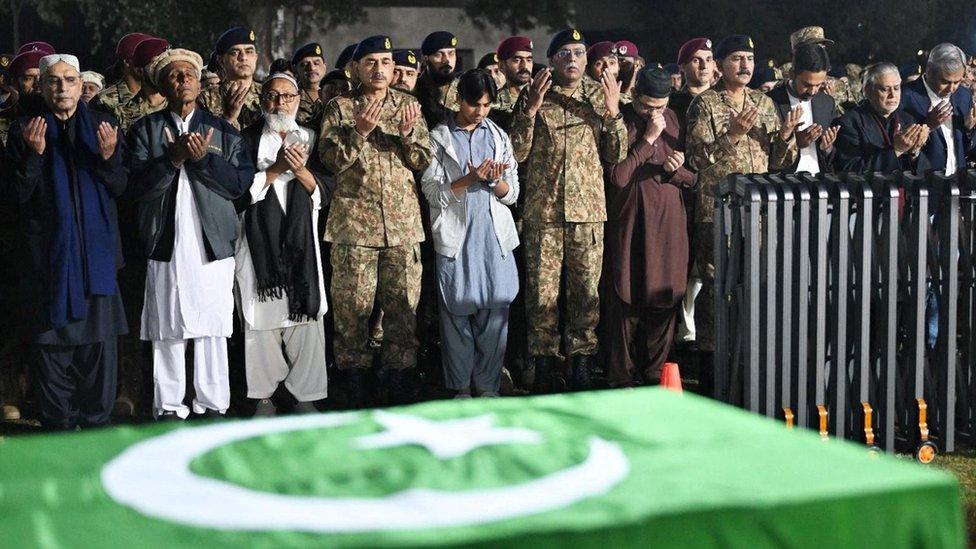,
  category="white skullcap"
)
[81,71,105,89]
[39,54,80,77]
[261,72,299,92]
